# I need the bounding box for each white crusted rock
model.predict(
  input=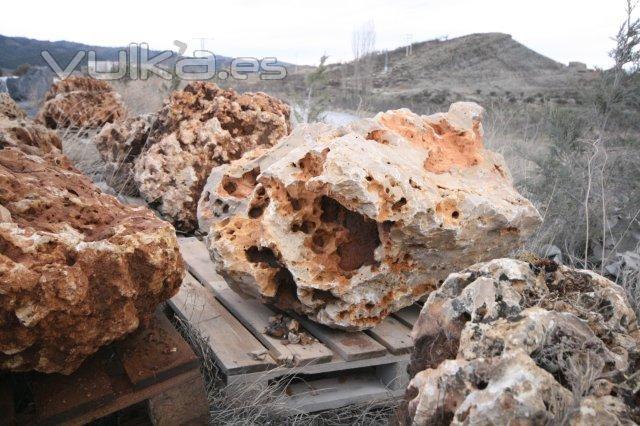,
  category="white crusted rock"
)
[202,103,542,329]
[405,257,640,425]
